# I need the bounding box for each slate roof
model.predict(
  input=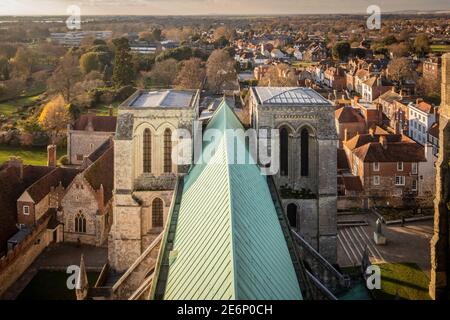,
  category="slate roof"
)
[73,114,117,132]
[252,87,331,106]
[428,122,439,139]
[337,176,363,192]
[162,100,302,300]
